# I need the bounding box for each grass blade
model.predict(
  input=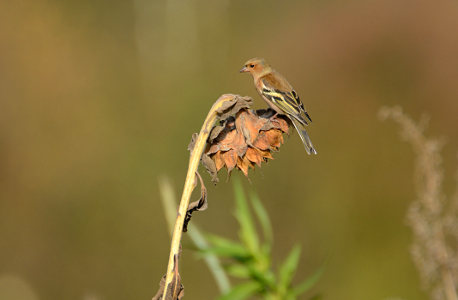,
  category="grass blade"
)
[278,245,301,292]
[250,191,273,247]
[204,234,251,259]
[291,265,325,297]
[217,282,261,300]
[233,178,259,253]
